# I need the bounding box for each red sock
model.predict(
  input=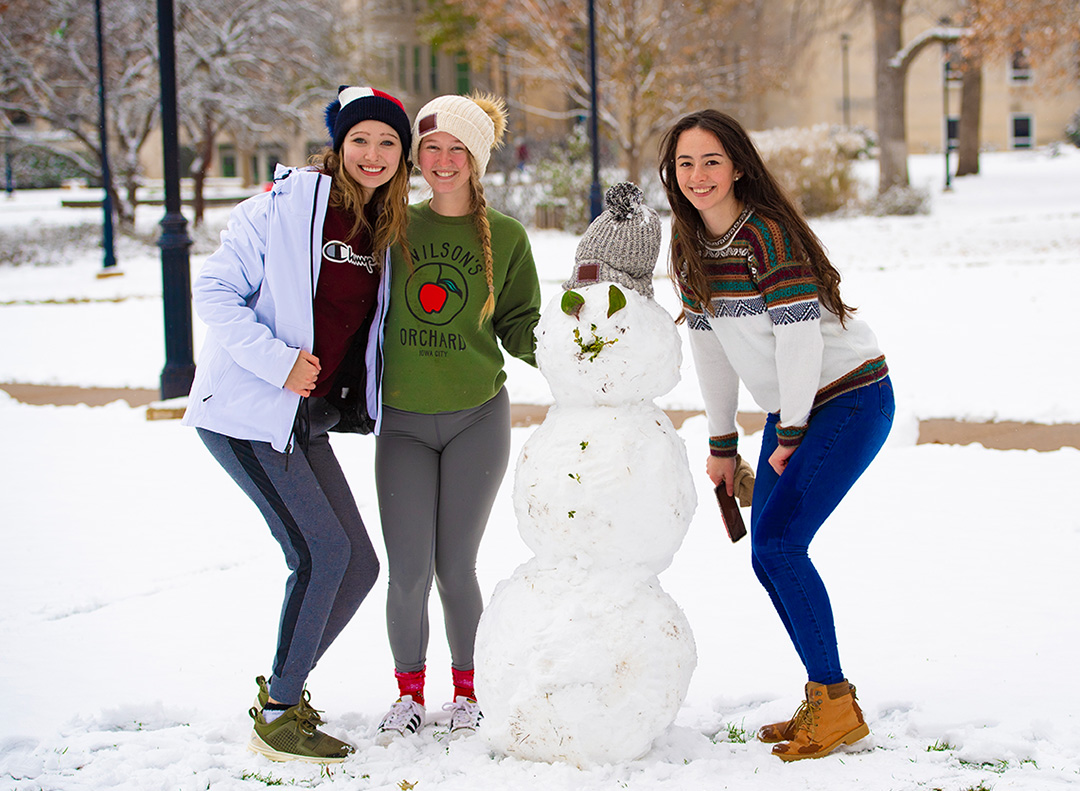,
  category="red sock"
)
[452,667,475,702]
[395,667,425,707]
